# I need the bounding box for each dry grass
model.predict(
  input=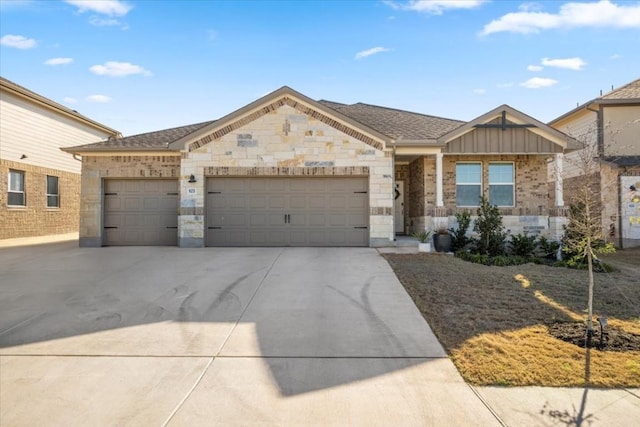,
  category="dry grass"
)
[383,248,640,387]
